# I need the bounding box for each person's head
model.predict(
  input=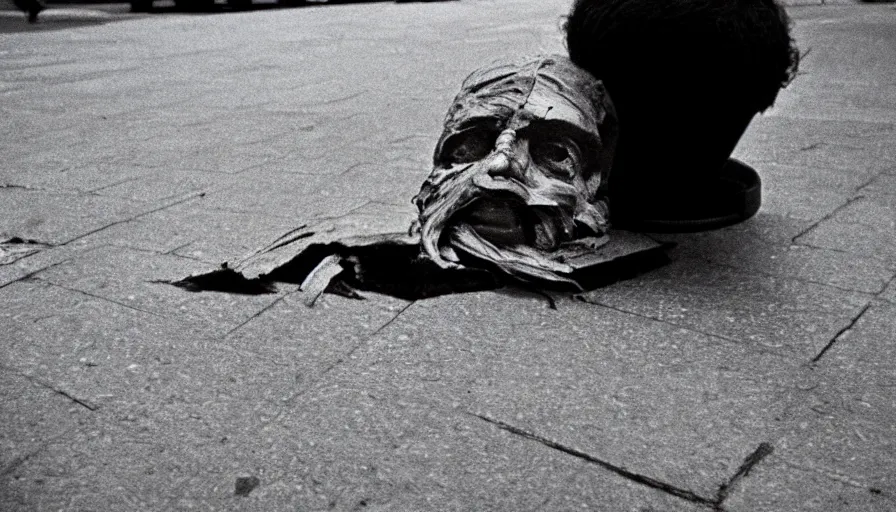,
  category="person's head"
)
[562,0,800,218]
[564,0,800,113]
